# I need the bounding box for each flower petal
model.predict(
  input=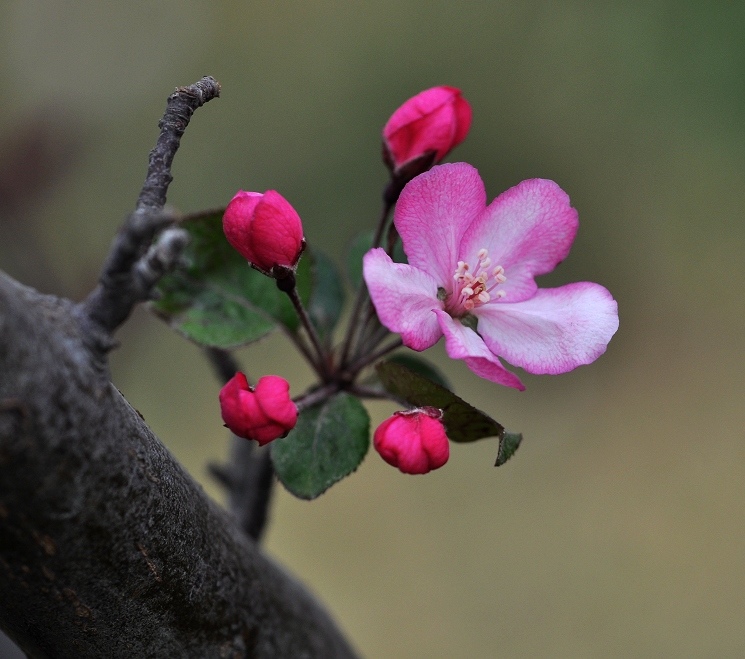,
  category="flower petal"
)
[451,95,473,148]
[383,87,471,167]
[395,162,486,286]
[475,282,619,374]
[434,310,525,390]
[363,248,442,350]
[460,178,578,302]
[254,375,298,428]
[250,190,305,269]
